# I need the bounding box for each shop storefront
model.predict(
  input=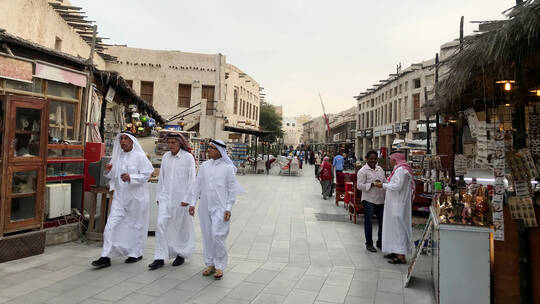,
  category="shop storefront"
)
[418,3,540,302]
[0,30,164,262]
